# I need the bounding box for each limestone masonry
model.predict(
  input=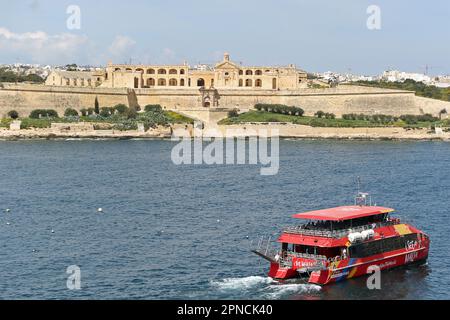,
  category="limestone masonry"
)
[1,53,450,123]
